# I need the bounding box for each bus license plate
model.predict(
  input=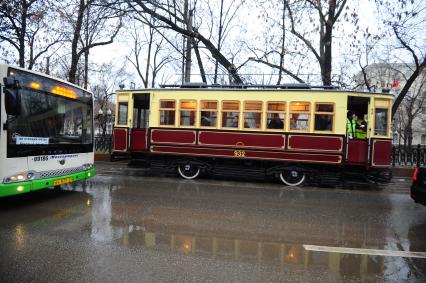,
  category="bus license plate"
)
[53,177,73,186]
